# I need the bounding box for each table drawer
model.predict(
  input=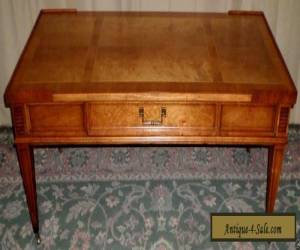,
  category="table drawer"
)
[220,105,276,136]
[27,104,85,135]
[87,103,217,136]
